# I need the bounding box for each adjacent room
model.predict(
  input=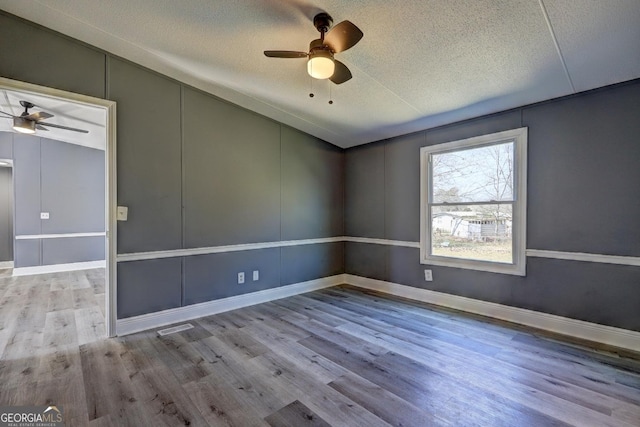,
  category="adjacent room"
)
[0,2,638,426]
[0,91,106,277]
